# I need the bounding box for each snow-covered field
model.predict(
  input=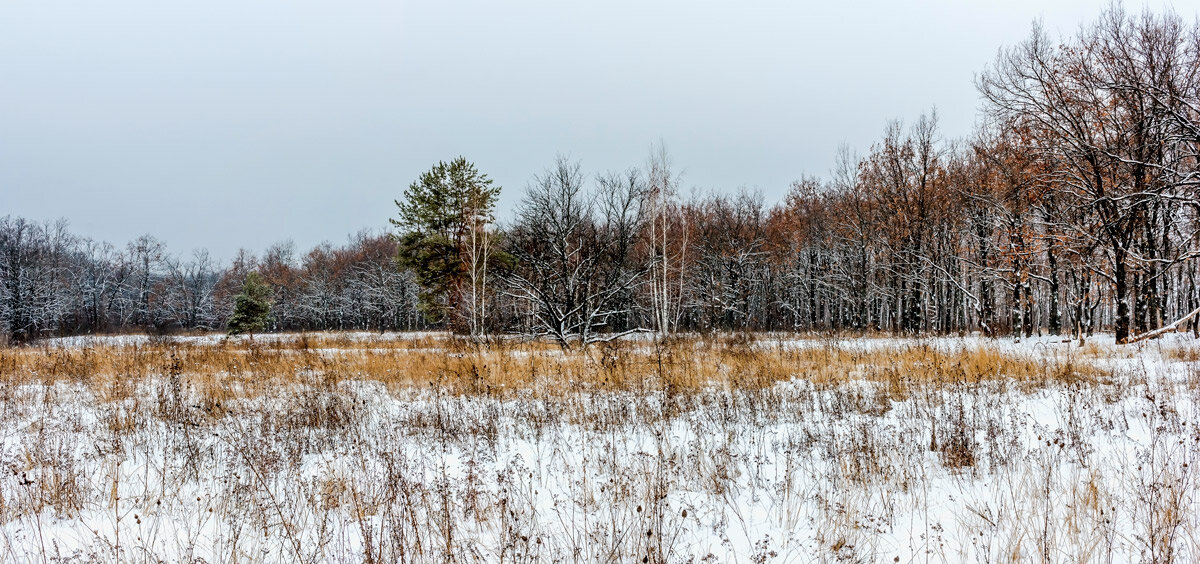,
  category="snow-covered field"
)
[0,333,1197,562]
